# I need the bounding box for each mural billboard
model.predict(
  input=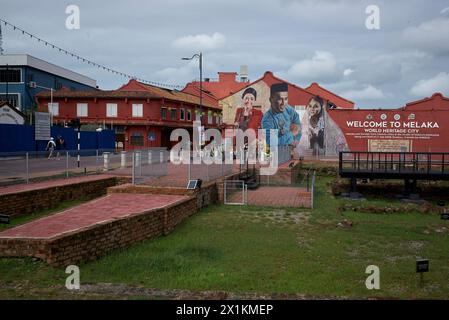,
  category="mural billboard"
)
[221,80,348,157]
[294,95,348,156]
[220,76,448,156]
